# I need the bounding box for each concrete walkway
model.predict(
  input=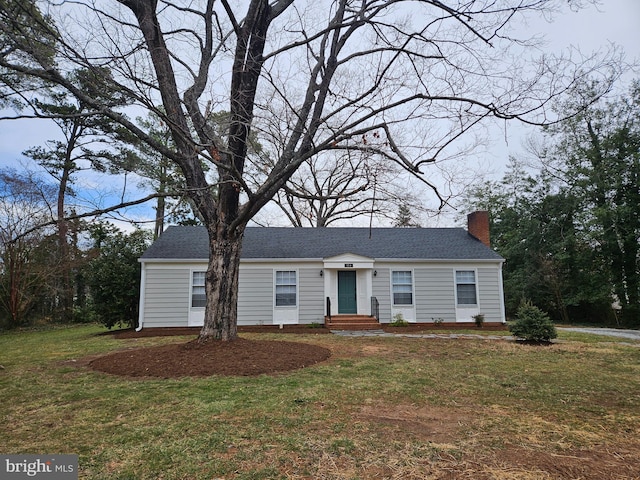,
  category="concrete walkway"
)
[330,329,511,340]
